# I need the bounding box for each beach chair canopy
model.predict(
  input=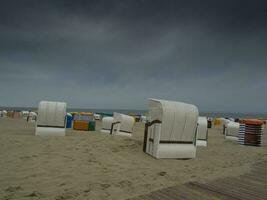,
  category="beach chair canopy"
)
[148,98,199,142]
[29,111,37,116]
[144,99,199,159]
[102,116,114,130]
[94,113,101,120]
[0,110,6,117]
[21,111,29,115]
[197,116,208,140]
[140,115,147,123]
[37,101,67,128]
[225,121,239,137]
[113,112,135,133]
